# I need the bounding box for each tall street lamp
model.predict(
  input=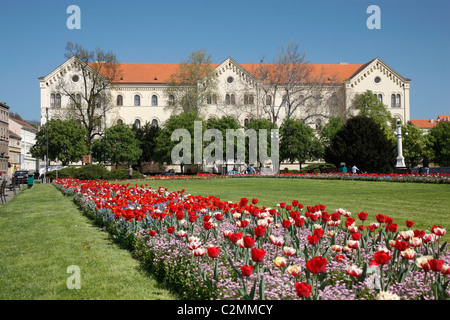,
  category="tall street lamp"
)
[394,118,407,168]
[46,107,49,183]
